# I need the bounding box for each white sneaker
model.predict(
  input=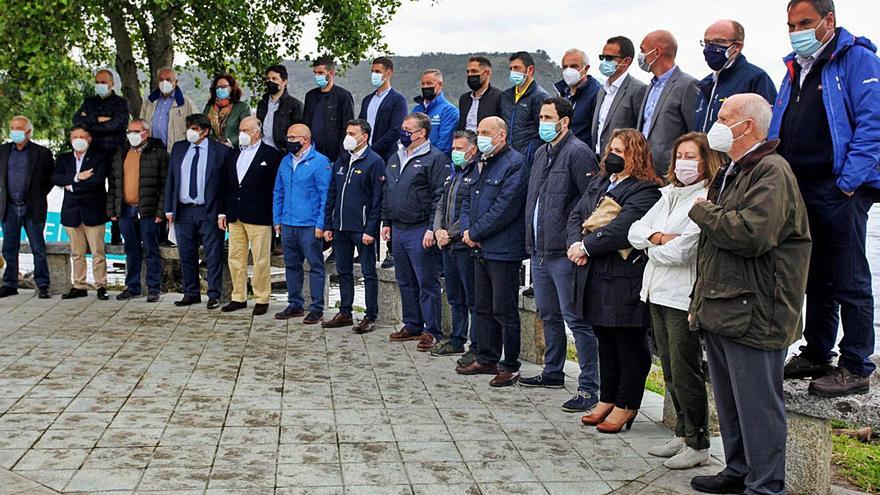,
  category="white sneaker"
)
[663,446,711,470]
[647,437,685,458]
